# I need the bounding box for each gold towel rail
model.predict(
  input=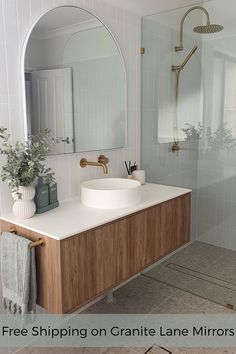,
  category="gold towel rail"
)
[29,238,45,249]
[9,227,17,234]
[9,227,45,249]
